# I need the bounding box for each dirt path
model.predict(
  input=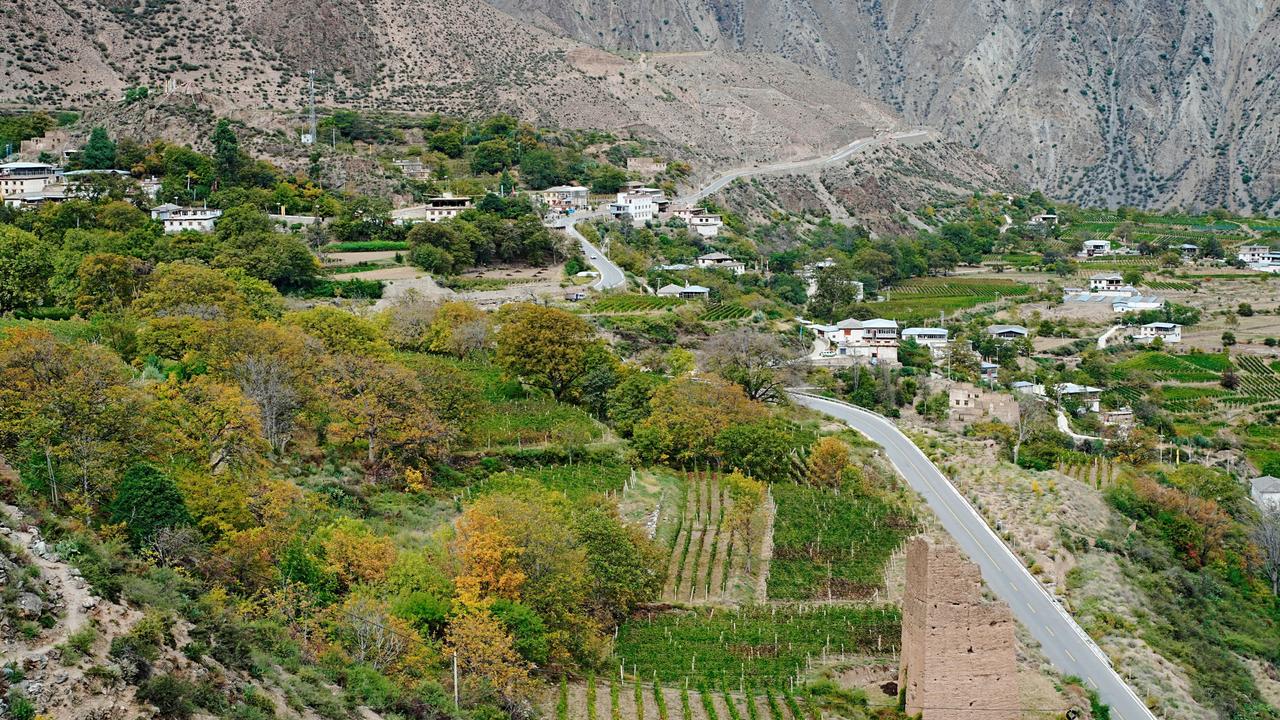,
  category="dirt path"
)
[663,485,694,599]
[753,489,776,603]
[3,503,97,660]
[692,479,721,600]
[707,485,733,598]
